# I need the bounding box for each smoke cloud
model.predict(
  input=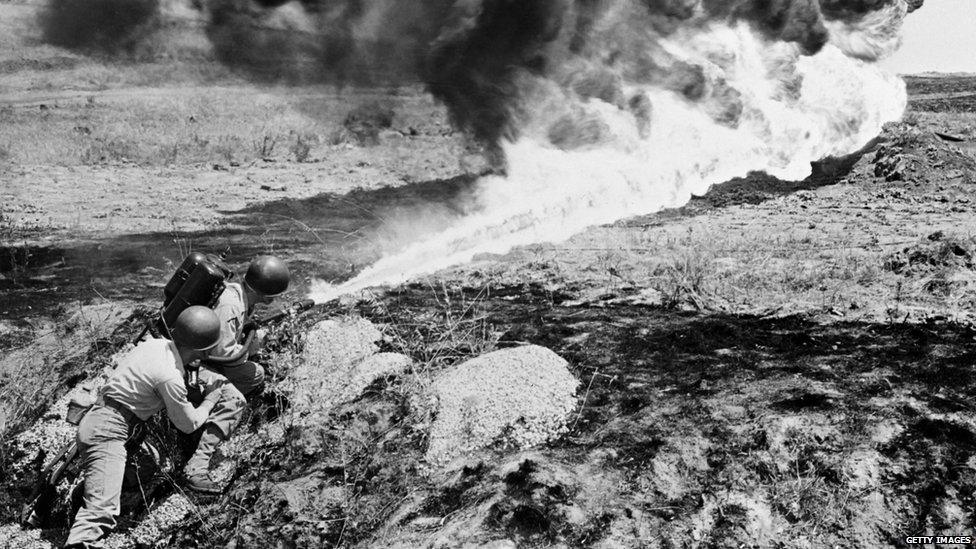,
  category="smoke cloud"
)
[39,0,160,53]
[192,0,926,156]
[37,0,925,144]
[205,0,454,84]
[422,0,923,152]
